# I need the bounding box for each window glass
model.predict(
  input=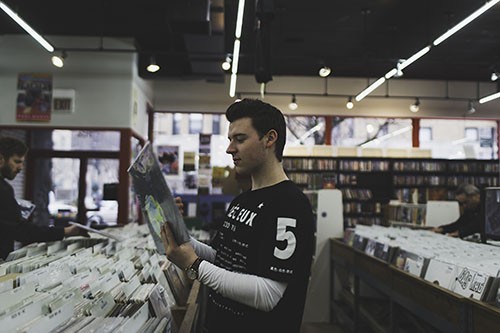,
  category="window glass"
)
[189,113,203,134]
[420,119,497,159]
[420,127,432,142]
[45,130,121,151]
[331,117,412,148]
[173,113,182,135]
[465,127,479,141]
[212,114,221,135]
